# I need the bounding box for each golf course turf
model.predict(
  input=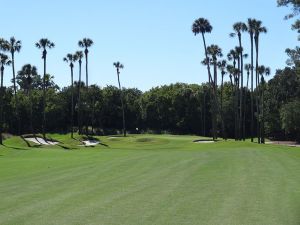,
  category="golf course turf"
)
[0,134,300,225]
